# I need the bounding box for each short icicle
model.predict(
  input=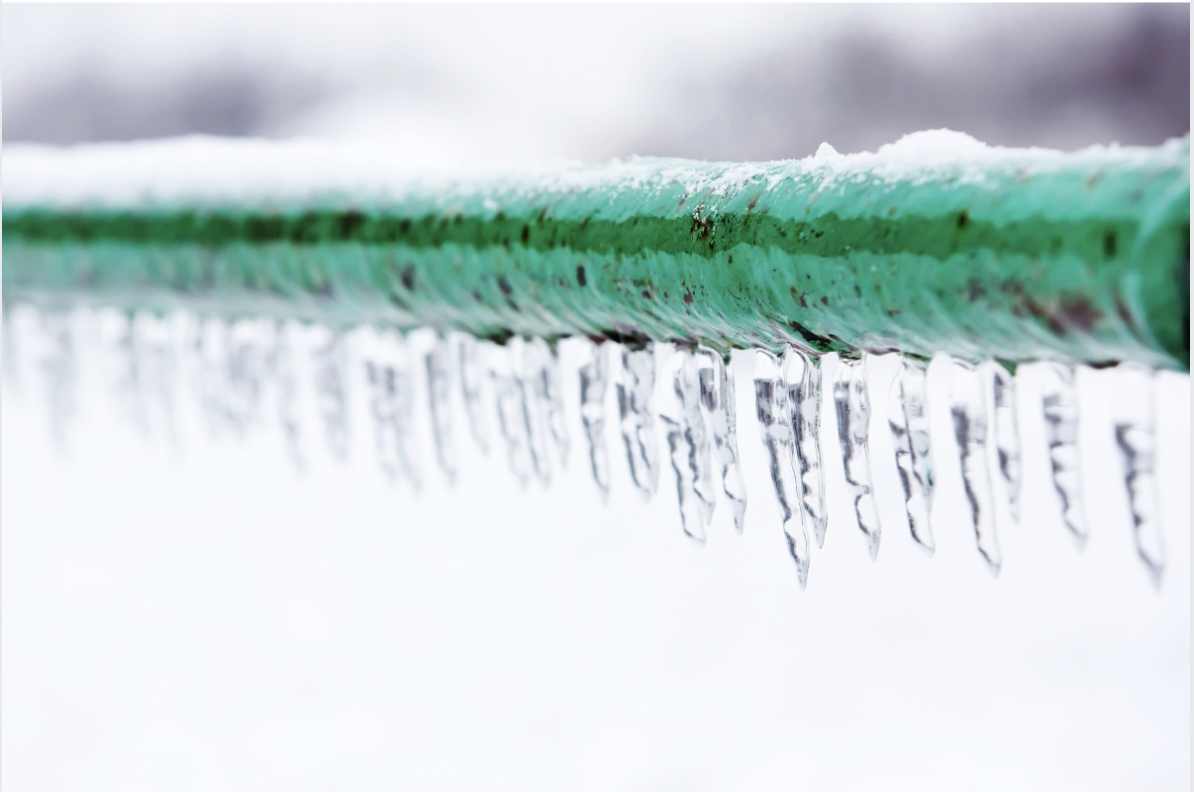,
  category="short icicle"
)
[616,344,662,500]
[578,339,612,501]
[1113,364,1164,586]
[1039,361,1087,544]
[696,347,747,533]
[754,350,811,588]
[832,354,881,559]
[489,340,534,488]
[888,354,935,552]
[454,332,493,456]
[984,361,1022,527]
[424,334,460,485]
